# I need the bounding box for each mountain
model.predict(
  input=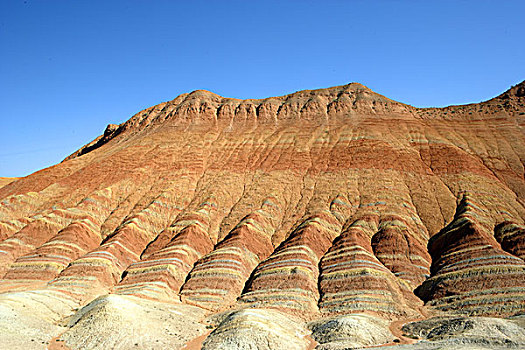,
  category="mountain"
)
[0,177,18,189]
[0,81,524,349]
